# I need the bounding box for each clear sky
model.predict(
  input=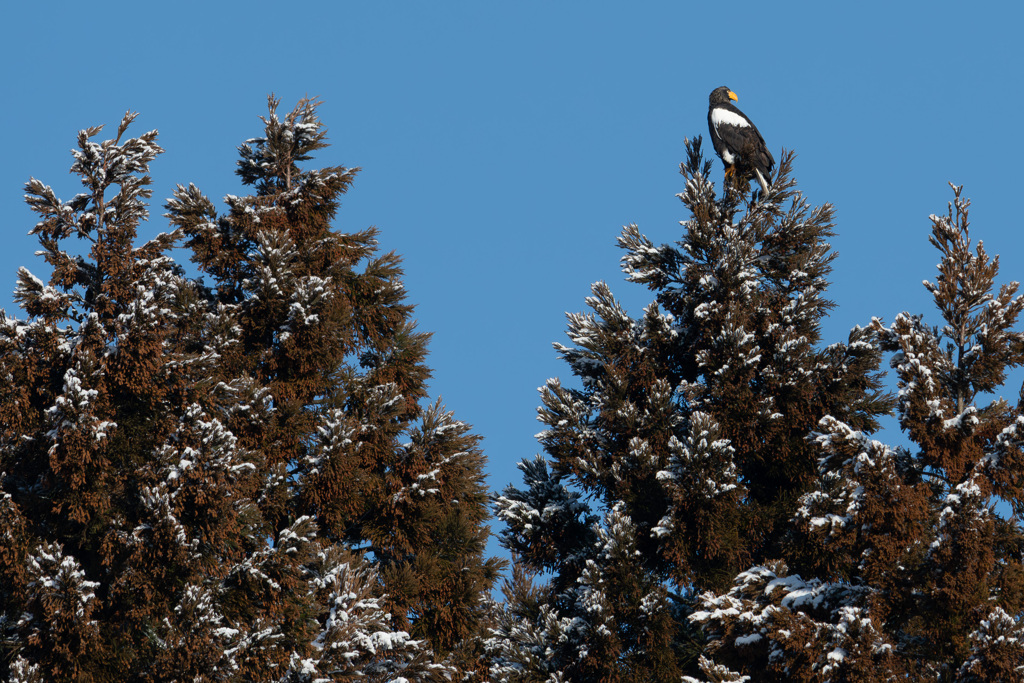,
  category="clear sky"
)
[3,2,1023,555]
